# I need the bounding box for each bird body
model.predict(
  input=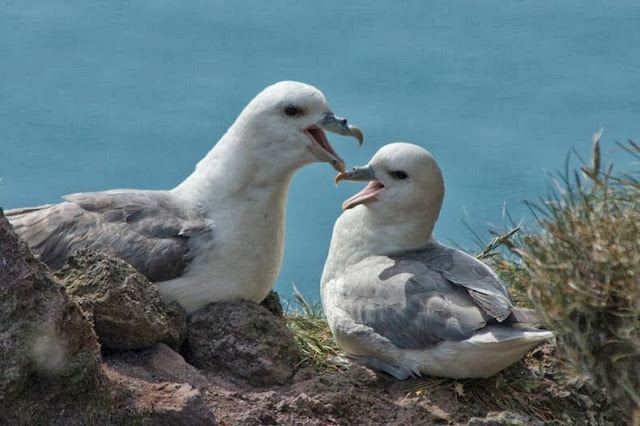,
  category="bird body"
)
[322,143,552,379]
[7,81,363,313]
